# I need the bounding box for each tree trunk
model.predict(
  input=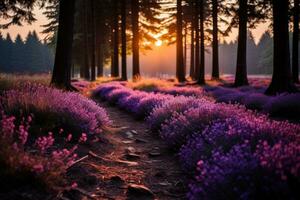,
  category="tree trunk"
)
[176,0,185,82]
[51,0,76,89]
[195,0,200,80]
[112,0,119,77]
[293,0,299,83]
[212,0,219,79]
[83,0,90,80]
[79,4,85,81]
[121,0,127,81]
[132,0,140,81]
[96,13,104,77]
[266,0,297,95]
[97,44,104,77]
[234,0,248,86]
[190,21,195,79]
[90,0,96,81]
[184,22,187,75]
[198,0,205,84]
